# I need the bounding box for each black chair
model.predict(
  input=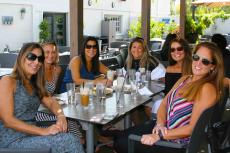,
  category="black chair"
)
[54,64,68,94]
[0,53,18,68]
[0,148,51,153]
[119,48,128,63]
[128,105,216,153]
[59,54,70,65]
[100,57,120,70]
